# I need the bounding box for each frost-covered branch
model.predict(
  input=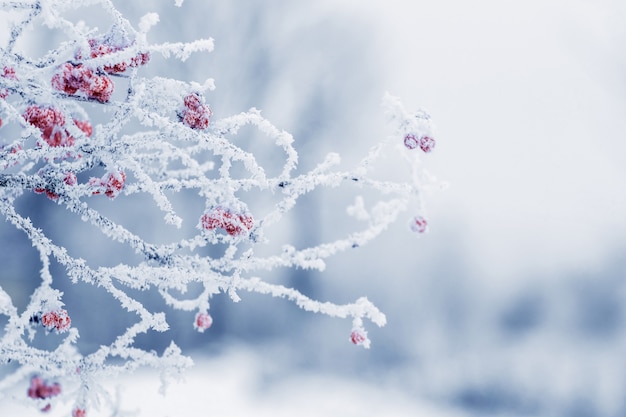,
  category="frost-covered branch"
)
[0,0,441,415]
